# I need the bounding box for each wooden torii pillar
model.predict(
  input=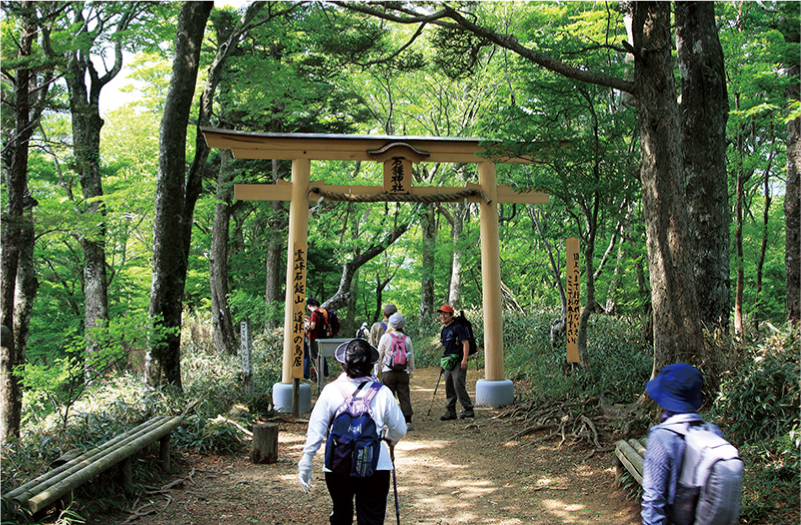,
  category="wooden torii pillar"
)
[201,128,549,411]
